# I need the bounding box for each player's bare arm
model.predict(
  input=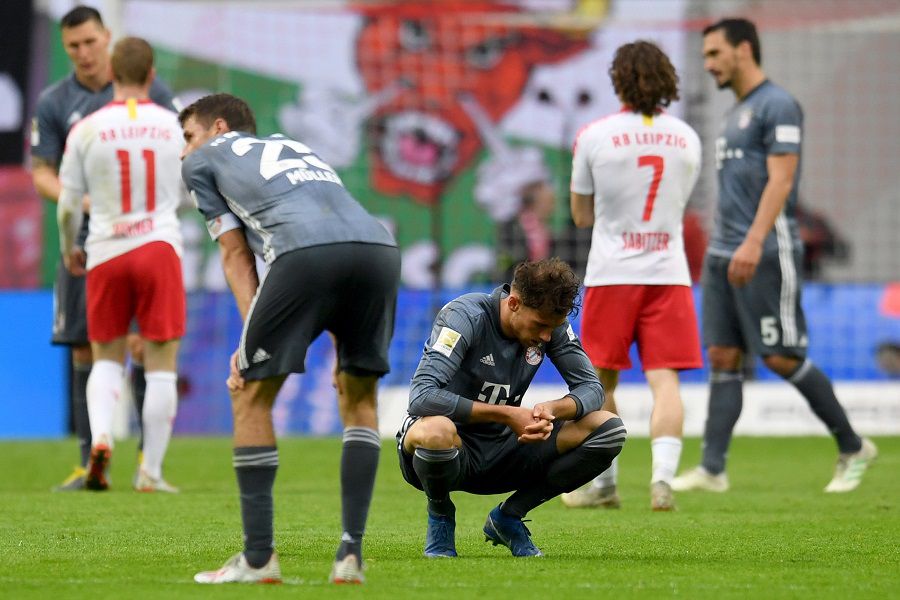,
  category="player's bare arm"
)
[469,402,552,443]
[31,156,62,202]
[533,396,579,421]
[570,192,595,228]
[56,187,86,275]
[728,153,798,287]
[217,228,259,320]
